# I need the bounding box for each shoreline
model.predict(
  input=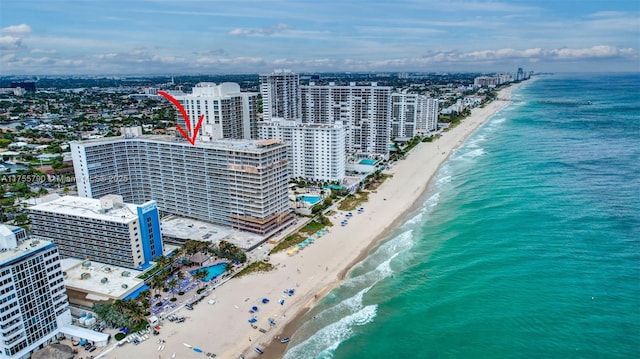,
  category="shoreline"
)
[98,82,523,359]
[260,82,523,359]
